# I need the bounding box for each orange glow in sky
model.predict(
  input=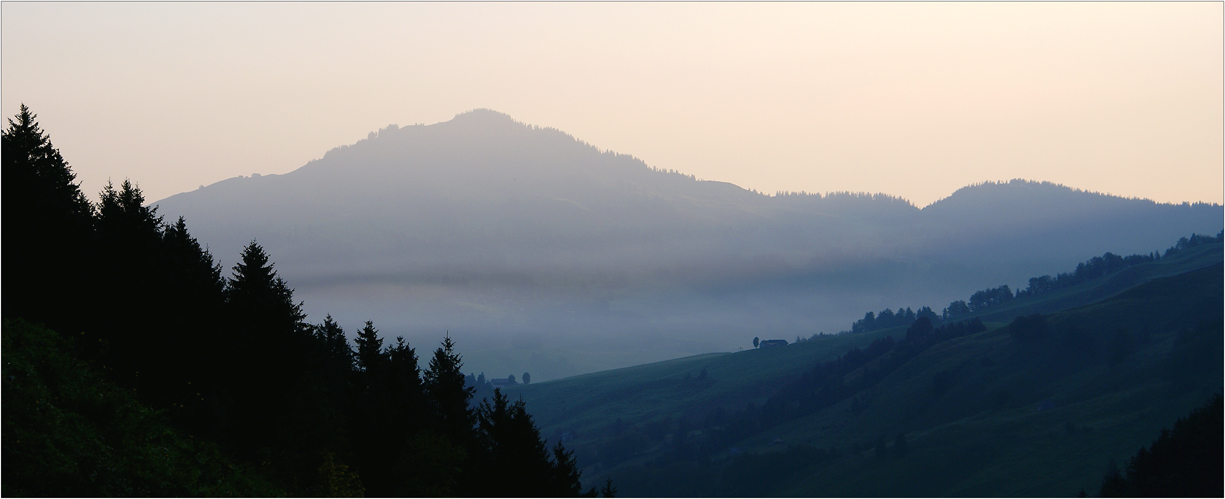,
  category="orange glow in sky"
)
[3,2,1221,207]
